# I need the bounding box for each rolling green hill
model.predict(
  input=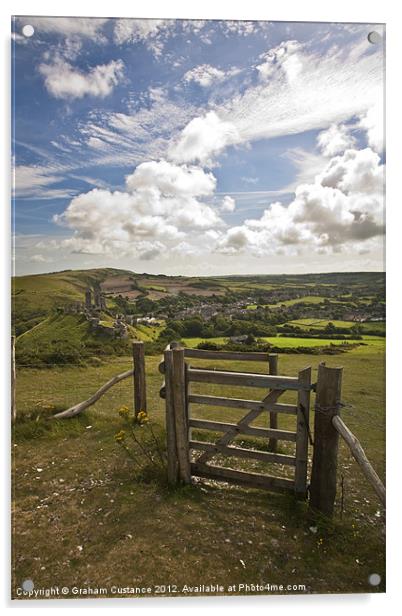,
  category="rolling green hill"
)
[12,268,135,335]
[15,312,138,367]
